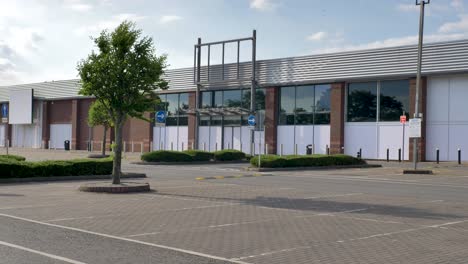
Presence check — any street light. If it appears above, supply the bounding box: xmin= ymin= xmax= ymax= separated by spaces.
xmin=413 ymin=0 xmax=430 ymax=170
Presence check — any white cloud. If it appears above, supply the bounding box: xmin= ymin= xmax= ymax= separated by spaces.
xmin=311 ymin=32 xmax=468 ymax=54
xmin=307 ymin=31 xmax=327 ymax=41
xmin=439 ymin=14 xmax=468 ymax=32
xmin=63 ymin=0 xmax=93 ymax=12
xmin=74 ymin=13 xmax=147 ymax=36
xmin=250 ymin=0 xmax=277 ymax=11
xmin=397 ymin=4 xmax=419 ymax=12
xmin=451 ymin=0 xmax=464 ymax=9
xmin=159 ymin=15 xmax=183 ymax=24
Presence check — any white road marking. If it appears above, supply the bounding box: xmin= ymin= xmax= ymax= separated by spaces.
xmin=0 ymin=240 xmax=87 ymax=264
xmin=0 ymin=204 xmax=56 ymax=210
xmin=233 ymin=246 xmax=313 ymax=260
xmin=303 ymin=193 xmax=363 ymax=199
xmin=0 ymin=213 xmax=252 ymax=264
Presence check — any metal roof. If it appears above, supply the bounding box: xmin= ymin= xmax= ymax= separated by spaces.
xmin=1 ymin=39 xmax=468 ymax=101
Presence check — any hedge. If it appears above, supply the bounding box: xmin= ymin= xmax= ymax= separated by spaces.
xmin=0 ymin=158 xmax=113 ymax=178
xmin=0 ymin=155 xmax=26 ymax=162
xmin=141 ymin=151 xmax=193 ymax=162
xmin=140 ymin=149 xmax=247 ymax=162
xmin=214 ymin=149 xmax=246 ymax=161
xmin=250 ymin=154 xmax=365 ymax=168
xmin=183 ymin=150 xmax=214 ymax=161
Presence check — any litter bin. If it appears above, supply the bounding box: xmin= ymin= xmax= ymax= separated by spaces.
xmin=64 ymin=140 xmax=70 ymax=151
xmin=306 ymin=144 xmax=313 ymax=155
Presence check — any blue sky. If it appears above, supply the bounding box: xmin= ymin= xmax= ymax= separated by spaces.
xmin=0 ymin=0 xmax=467 ymax=85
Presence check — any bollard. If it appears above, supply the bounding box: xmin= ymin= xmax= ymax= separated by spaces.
xmin=386 ymin=148 xmax=389 ymax=162
xmin=182 ymin=142 xmax=184 ymax=151
xmin=436 ymin=148 xmax=439 ymax=164
xmin=359 ymin=148 xmax=362 ymax=159
xmin=280 ymin=144 xmax=283 ymax=156
xmin=458 ymin=148 xmax=461 ymax=165
xmin=150 ymin=141 xmax=153 ymax=152
xmin=141 ymin=142 xmax=143 ymax=154
xmin=326 ymin=145 xmax=330 ymax=155
xmin=228 ymin=142 xmax=230 ymax=149
xmin=171 ymin=142 xmax=174 ymax=151
xmin=295 ymin=144 xmax=298 ymax=155
xmin=203 ymin=142 xmax=206 ymax=151
xmin=398 ymin=148 xmax=402 ymax=162
xmin=215 ymin=143 xmax=218 ymax=152
xmin=341 ymin=146 xmax=344 ymax=154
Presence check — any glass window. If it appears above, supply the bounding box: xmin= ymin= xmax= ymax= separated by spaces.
xmin=178 ymin=93 xmax=189 ymax=114
xmin=280 ymin=86 xmax=295 ymax=114
xmin=223 ymin=90 xmax=242 ymax=107
xmin=347 ymin=82 xmax=377 ymax=122
xmin=224 ymin=116 xmax=241 ymax=126
xmin=166 ymin=117 xmax=178 ymax=126
xmin=243 ymin=88 xmax=266 ymax=110
xmin=166 ymin=94 xmax=179 ymax=116
xmin=211 ymin=116 xmax=222 ymax=126
xmin=200 ymin=116 xmax=211 ymax=126
xmin=380 ymin=80 xmax=409 ymax=121
xmin=178 ymin=116 xmax=188 ymax=126
xmin=156 ymin=94 xmax=166 ymax=111
xmin=214 ymin=91 xmax=223 ymax=108
xmin=201 ymin=92 xmax=212 ymax=108
xmin=315 ymin=84 xmax=331 ymax=112
xmin=295 ymin=113 xmax=313 ymax=125
xmin=295 ymin=85 xmax=314 ymax=113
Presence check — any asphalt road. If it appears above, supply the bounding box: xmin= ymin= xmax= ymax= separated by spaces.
xmin=1 ymin=160 xmax=468 ymax=263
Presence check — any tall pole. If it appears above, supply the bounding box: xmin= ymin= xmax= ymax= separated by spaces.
xmin=195 ymin=38 xmax=202 ymax=150
xmin=413 ymin=0 xmax=429 ymax=170
xmin=250 ymin=30 xmax=257 ymax=153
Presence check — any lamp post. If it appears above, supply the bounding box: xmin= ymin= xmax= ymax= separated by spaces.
xmin=413 ymin=0 xmax=430 ymax=170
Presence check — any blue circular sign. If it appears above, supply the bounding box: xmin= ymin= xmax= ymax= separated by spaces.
xmin=1 ymin=104 xmax=7 ymax=117
xmin=247 ymin=115 xmax=256 ymax=126
xmin=156 ymin=111 xmax=166 ymax=123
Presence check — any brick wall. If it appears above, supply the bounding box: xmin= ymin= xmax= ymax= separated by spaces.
xmin=264 ymin=87 xmax=278 ymax=154
xmin=330 ymin=82 xmax=346 ymax=154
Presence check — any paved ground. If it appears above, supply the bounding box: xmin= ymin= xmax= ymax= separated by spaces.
xmin=1 ymin=149 xmax=468 ymax=263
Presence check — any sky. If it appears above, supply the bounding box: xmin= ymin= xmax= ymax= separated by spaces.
xmin=0 ymin=0 xmax=467 ymax=85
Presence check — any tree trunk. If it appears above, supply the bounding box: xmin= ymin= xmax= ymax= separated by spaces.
xmin=102 ymin=126 xmax=107 ymax=156
xmin=112 ymin=116 xmax=123 ymax=184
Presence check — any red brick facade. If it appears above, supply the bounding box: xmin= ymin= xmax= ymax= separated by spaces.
xmin=264 ymin=87 xmax=278 ymax=154
xmin=330 ymin=82 xmax=346 ymax=154
xmin=409 ymin=77 xmax=427 ymax=162
xmin=187 ymin=92 xmax=196 ymax=150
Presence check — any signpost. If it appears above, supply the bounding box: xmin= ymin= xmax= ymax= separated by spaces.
xmin=247 ymin=115 xmax=256 ymax=127
xmin=408 ymin=118 xmax=422 ymax=138
xmin=155 ymin=111 xmax=166 ymax=127
xmin=400 ymin=114 xmax=407 ymax=161
xmin=1 ymin=104 xmax=7 ymax=123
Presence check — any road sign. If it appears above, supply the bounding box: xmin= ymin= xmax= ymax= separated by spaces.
xmin=408 ymin=118 xmax=422 ymax=138
xmin=156 ymin=111 xmax=166 ymax=124
xmin=1 ymin=104 xmax=7 ymax=117
xmin=400 ymin=115 xmax=407 ymax=124
xmin=247 ymin=115 xmax=256 ymax=126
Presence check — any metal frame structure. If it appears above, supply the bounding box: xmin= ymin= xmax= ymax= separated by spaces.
xmin=193 ymin=30 xmax=257 ymax=150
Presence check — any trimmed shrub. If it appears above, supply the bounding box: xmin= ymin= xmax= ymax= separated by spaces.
xmin=0 ymin=155 xmax=26 ymax=162
xmin=250 ymin=154 xmax=365 ymax=168
xmin=213 ymin=149 xmax=246 ymax=161
xmin=0 ymin=158 xmax=113 ymax=178
xmin=141 ymin=150 xmax=193 ymax=162
xmin=183 ymin=150 xmax=214 ymax=161
xmin=250 ymin=155 xmax=287 ymax=168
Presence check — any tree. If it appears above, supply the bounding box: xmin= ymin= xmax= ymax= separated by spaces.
xmin=78 ymin=21 xmax=168 ymax=184
xmin=88 ymin=100 xmax=113 ymax=156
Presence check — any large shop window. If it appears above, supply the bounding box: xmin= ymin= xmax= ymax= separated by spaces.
xmin=279 ymin=84 xmax=331 ymax=125
xmin=156 ymin=93 xmax=189 ymax=126
xmin=199 ymin=88 xmax=265 ymax=126
xmin=347 ymin=80 xmax=409 ymax=122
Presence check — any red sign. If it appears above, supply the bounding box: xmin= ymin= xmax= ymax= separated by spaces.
xmin=400 ymin=115 xmax=407 ymax=124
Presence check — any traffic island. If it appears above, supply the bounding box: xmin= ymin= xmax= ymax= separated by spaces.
xmin=402 ymin=169 xmax=433 ymax=175
xmin=79 ymin=182 xmax=151 ymax=193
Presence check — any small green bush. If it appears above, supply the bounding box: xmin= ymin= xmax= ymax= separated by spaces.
xmin=141 ymin=150 xmax=193 ymax=162
xmin=214 ymin=149 xmax=246 ymax=161
xmin=250 ymin=155 xmax=287 ymax=168
xmin=0 ymin=158 xmax=113 ymax=178
xmin=183 ymin=150 xmax=214 ymax=161
xmin=0 ymin=155 xmax=26 ymax=162
xmin=250 ymin=154 xmax=365 ymax=168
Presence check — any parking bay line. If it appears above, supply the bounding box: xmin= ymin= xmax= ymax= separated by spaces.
xmin=0 ymin=240 xmax=87 ymax=264
xmin=0 ymin=213 xmax=252 ymax=264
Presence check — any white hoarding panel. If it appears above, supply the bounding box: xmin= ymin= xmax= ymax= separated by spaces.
xmin=9 ymin=89 xmax=33 ymax=124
